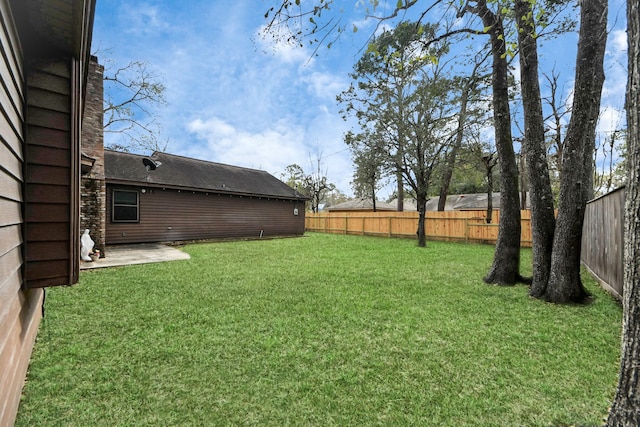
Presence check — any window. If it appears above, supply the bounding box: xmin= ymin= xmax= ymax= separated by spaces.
xmin=112 ymin=189 xmax=139 ymax=222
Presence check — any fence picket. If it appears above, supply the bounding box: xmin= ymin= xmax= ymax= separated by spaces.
xmin=305 ymin=210 xmax=533 ymax=247
xmin=581 ymin=187 xmax=625 ymax=300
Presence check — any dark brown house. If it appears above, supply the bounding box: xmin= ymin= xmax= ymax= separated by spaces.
xmin=0 ymin=0 xmax=95 ymax=424
xmin=104 ymin=151 xmax=307 ymax=244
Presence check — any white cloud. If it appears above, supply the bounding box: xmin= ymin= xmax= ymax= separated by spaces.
xmin=594 ymin=106 xmax=624 ymax=170
xmin=598 ymin=105 xmax=625 ymax=136
xmin=351 ymin=17 xmax=375 ymax=33
xmin=302 ymin=71 xmax=348 ymax=101
xmin=118 ymin=3 xmax=172 ymax=36
xmin=601 ymin=29 xmax=628 ymax=109
xmin=184 ymin=106 xmax=355 ymax=195
xmin=608 ymin=29 xmax=627 ymax=59
xmin=303 ymin=107 xmax=355 ymax=194
xmin=185 ymin=116 xmax=308 ymax=175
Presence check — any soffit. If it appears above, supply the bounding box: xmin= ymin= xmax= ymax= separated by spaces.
xmin=12 ymin=0 xmax=95 ymax=57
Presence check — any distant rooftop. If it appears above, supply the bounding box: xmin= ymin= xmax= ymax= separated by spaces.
xmin=326 ymin=198 xmax=397 ymax=211
xmin=105 ymin=150 xmax=306 ymax=200
xmin=425 ymin=192 xmax=530 ymax=210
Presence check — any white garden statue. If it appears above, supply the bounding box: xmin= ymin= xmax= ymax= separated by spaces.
xmin=80 ymin=229 xmax=94 ymax=261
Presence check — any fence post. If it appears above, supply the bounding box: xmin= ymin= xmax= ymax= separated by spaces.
xmin=344 ymin=216 xmax=348 ymax=235
xmin=389 ymin=217 xmax=393 ymax=237
xmin=465 ymin=218 xmax=469 ymax=243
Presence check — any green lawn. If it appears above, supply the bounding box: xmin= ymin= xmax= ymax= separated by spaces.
xmin=17 ymin=233 xmax=622 ymax=426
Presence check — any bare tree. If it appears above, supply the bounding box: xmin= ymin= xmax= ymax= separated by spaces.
xmin=542 ymin=69 xmax=571 ymax=180
xmin=282 ymin=154 xmax=335 ymax=213
xmin=593 ymin=126 xmax=626 ymax=195
xmin=101 ymin=55 xmax=168 ymax=153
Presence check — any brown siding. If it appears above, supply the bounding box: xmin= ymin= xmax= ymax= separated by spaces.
xmin=0 ymin=1 xmax=42 ymax=426
xmin=0 ymin=287 xmax=43 ymax=427
xmin=106 ymin=185 xmax=306 ymax=244
xmin=1 ymin=0 xmax=95 ymax=424
xmin=24 ymin=58 xmax=80 ymax=288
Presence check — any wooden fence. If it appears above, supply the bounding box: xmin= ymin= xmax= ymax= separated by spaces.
xmin=307 ymin=190 xmax=626 ymax=300
xmin=581 ymin=186 xmax=625 ymax=300
xmin=306 ymin=210 xmax=533 ymax=247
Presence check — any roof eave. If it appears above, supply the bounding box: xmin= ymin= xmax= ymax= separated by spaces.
xmin=12 ymin=0 xmax=96 ymax=59
xmin=105 ymin=178 xmax=308 ymax=201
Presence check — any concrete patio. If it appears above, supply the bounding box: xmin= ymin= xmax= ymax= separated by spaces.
xmin=80 ymin=243 xmax=190 ymax=270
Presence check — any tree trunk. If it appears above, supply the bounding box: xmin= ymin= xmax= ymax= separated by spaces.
xmin=545 ymin=0 xmax=607 ymax=303
xmin=514 ymin=0 xmax=556 ymax=296
xmin=417 ymin=196 xmax=427 ymax=247
xmin=478 ymin=1 xmax=523 ymax=285
xmin=605 ymin=0 xmax=640 ymax=423
xmin=439 ymin=65 xmax=483 ymax=212
xmin=486 ymin=164 xmax=493 ymax=224
xmin=438 ymin=156 xmax=455 ymax=211
xmin=519 ymin=153 xmax=528 ymax=210
xmin=438 ymin=78 xmax=471 ymax=211
xmin=396 ymin=88 xmax=406 ymax=213
xmin=397 ymin=171 xmax=404 ymax=211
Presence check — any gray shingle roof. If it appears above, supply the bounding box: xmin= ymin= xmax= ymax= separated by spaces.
xmin=326 ymin=198 xmax=397 ymax=211
xmin=105 ymin=151 xmax=306 ymax=200
xmin=424 ymin=192 xmax=530 ymax=210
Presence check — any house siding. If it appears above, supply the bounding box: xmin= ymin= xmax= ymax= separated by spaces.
xmin=106 ymin=185 xmax=306 ymax=244
xmin=1 ymin=0 xmax=95 ymax=423
xmin=24 ymin=58 xmax=81 ymax=288
xmin=0 ymin=1 xmax=44 ymax=425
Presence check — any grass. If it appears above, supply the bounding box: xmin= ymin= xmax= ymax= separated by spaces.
xmin=16 ymin=233 xmax=622 ymax=426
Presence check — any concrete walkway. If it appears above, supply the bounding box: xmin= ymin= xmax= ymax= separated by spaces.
xmin=80 ymin=243 xmax=190 ymax=270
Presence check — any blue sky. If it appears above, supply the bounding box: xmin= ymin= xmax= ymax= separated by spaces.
xmin=93 ymin=0 xmax=628 ymax=198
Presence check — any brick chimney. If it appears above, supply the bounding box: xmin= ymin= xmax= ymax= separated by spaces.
xmin=80 ymin=56 xmax=106 ymax=256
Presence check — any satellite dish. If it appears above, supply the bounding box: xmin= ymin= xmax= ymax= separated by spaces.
xmin=143 ymin=158 xmax=157 ymax=171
